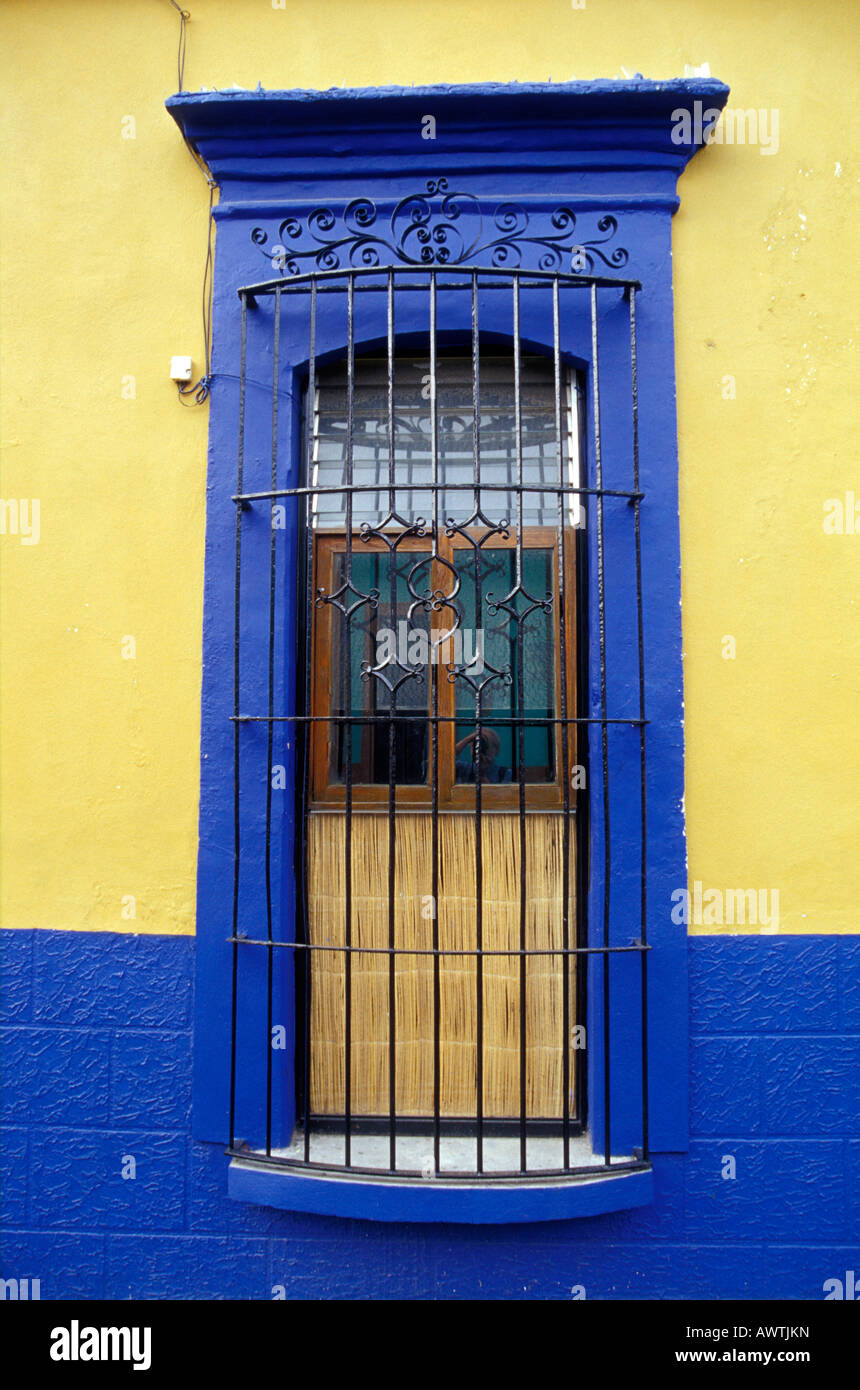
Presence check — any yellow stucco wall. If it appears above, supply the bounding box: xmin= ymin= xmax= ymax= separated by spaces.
xmin=2 ymin=0 xmax=858 ymax=935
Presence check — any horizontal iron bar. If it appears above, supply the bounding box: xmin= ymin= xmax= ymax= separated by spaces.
xmin=238 ymin=265 xmax=642 ymax=296
xmin=232 ymin=713 xmax=648 ymax=725
xmin=246 ymin=280 xmax=634 ymax=301
xmin=233 ymin=483 xmax=643 ymax=502
xmin=306 ymin=1114 xmax=584 ymax=1138
xmin=228 ymin=1148 xmax=650 ymax=1182
xmin=228 ymin=938 xmax=651 ymax=957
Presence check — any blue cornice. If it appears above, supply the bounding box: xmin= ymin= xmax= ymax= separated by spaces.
xmin=166 ymin=79 xmax=730 ymax=189
xmin=167 ymin=77 xmax=730 ymax=121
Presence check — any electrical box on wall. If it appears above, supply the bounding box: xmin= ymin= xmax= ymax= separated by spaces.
xmin=170 ymin=355 xmax=193 ymax=382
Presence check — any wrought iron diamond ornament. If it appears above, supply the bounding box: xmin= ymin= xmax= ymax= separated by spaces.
xmin=250 ymin=178 xmax=628 ymax=275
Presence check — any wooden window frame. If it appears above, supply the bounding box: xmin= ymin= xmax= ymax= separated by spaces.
xmin=310 ymin=525 xmax=578 ymax=811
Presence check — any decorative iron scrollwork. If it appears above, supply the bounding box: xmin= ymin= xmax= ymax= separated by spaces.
xmin=250 ymin=178 xmax=628 ymax=275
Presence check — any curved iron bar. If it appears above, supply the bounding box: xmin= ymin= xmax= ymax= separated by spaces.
xmin=358 ymin=515 xmax=429 ymax=548
xmin=444 ymin=509 xmax=511 ymax=547
xmin=315 ymin=582 xmax=380 ymax=621
xmin=446 ymin=658 xmax=513 ymax=697
xmin=359 ymin=657 xmax=425 ymax=695
xmin=404 ymin=551 xmax=462 ymax=619
xmin=485 ymin=583 xmax=554 ymax=623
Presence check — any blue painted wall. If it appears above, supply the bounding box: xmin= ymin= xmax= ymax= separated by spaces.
xmin=3 ymin=929 xmax=857 ymax=1300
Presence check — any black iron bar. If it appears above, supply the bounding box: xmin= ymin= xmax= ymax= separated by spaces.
xmin=264 ymin=286 xmax=281 ymax=1157
xmin=241 ymin=279 xmax=637 ymax=299
xmin=590 ymin=283 xmax=612 ymax=1169
xmin=629 ymin=285 xmax=649 ymax=1161
xmin=235 ymin=713 xmax=647 ymax=726
xmin=430 ymin=270 xmax=442 ymax=1176
xmin=231 ymin=939 xmax=649 ymax=957
xmin=572 ymin=373 xmax=591 ymax=1140
xmin=513 ymin=277 xmax=528 ymax=1175
xmin=228 ymin=1148 xmax=649 ymax=1182
xmin=472 ymin=270 xmax=484 ymax=1175
xmin=301 ymin=280 xmax=317 ymax=1163
xmin=552 ymin=279 xmax=572 ymax=1170
xmin=386 ymin=270 xmax=398 ymax=1172
xmin=239 ymin=266 xmax=642 ymax=295
xmin=343 ymin=273 xmax=355 ymax=1166
xmin=234 ymin=482 xmax=643 ymax=503
xmin=228 ymin=294 xmax=247 ymax=1154
xmin=306 ymin=1114 xmax=585 ymax=1138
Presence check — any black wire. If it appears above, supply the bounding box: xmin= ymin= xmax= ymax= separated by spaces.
xmin=177 ymin=181 xmax=216 ymax=407
xmin=167 ymin=0 xmax=190 ymax=91
xmin=165 ymin=5 xmax=211 ymax=187
xmin=163 ymin=3 xmax=216 ymax=408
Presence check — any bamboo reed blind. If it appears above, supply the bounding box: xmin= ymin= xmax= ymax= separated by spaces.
xmin=307 ymin=810 xmax=577 ymax=1118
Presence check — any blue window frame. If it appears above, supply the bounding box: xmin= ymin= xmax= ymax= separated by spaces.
xmin=168 ymin=79 xmax=728 ymax=1223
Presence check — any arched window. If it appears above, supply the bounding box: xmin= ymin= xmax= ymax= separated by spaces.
xmin=302 ymin=337 xmax=583 ymax=1161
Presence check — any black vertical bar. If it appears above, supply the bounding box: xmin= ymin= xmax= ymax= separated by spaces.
xmin=430 ymin=270 xmax=441 ymax=1175
xmin=302 ymin=281 xmax=317 ymax=1164
xmin=591 ymin=281 xmax=612 ymax=1168
xmin=513 ymin=277 xmax=528 ymax=1174
xmin=573 ymin=373 xmax=591 ymax=1134
xmin=386 ymin=270 xmax=397 ymax=1172
xmin=264 ymin=286 xmax=281 ymax=1156
xmin=229 ymin=294 xmax=247 ymax=1152
xmin=629 ymin=286 xmax=648 ymax=1160
xmin=343 ymin=273 xmax=355 ymax=1167
xmin=552 ymin=280 xmax=572 ymax=1169
xmin=471 ymin=271 xmax=484 ymax=1175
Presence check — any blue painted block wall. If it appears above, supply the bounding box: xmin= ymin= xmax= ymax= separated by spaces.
xmin=1 ymin=929 xmax=859 ymax=1300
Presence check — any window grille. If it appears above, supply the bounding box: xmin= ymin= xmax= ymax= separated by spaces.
xmin=229 ymin=265 xmax=648 ymax=1181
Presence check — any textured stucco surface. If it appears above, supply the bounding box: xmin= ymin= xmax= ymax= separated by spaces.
xmin=1 ymin=0 xmax=859 ymax=934
xmin=2 ymin=930 xmax=858 ymax=1299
